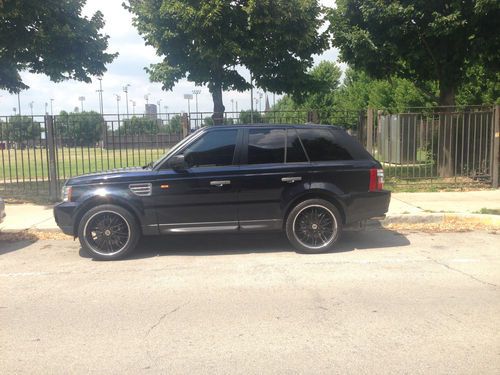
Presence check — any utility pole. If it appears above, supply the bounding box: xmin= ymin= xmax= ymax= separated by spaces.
xmin=50 ymin=98 xmax=54 ymax=116
xmin=123 ymin=84 xmax=130 ymax=118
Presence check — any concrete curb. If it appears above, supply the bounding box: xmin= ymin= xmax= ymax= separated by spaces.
xmin=380 ymin=213 xmax=500 ymax=226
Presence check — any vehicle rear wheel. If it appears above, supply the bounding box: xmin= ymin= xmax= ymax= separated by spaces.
xmin=285 ymin=199 xmax=342 ymax=254
xmin=78 ymin=204 xmax=140 ymax=260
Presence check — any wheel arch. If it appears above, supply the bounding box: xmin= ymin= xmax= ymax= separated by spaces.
xmin=283 ymin=190 xmax=347 ymax=226
xmin=72 ymin=195 xmax=142 ymax=237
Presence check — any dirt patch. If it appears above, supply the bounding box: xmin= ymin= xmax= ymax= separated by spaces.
xmin=0 ymin=230 xmax=72 ymax=242
xmin=385 ymin=218 xmax=500 ymax=234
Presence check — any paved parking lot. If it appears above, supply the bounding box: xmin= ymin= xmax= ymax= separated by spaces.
xmin=1 ymin=230 xmax=499 ymax=374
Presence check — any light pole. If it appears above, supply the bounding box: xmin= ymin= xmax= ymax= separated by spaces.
xmin=231 ymin=99 xmax=234 ymax=113
xmin=123 ymin=84 xmax=130 ymax=118
xmin=144 ymin=93 xmax=150 ymax=106
xmin=192 ymin=89 xmax=201 ymax=129
xmin=157 ymin=99 xmax=162 ymax=115
xmin=78 ymin=96 xmax=85 ymax=112
xmin=97 ymin=77 xmax=104 ymax=116
xmin=50 ymin=98 xmax=54 ymax=116
xmin=258 ymin=92 xmax=263 ymax=112
xmin=184 ymin=94 xmax=193 ymax=130
xmin=13 ymin=107 xmax=16 ymax=115
xmin=115 ymin=94 xmax=121 ymax=128
xmin=29 ymin=101 xmax=34 ymax=116
xmin=130 ymin=100 xmax=136 ymax=115
xmin=45 ymin=102 xmax=48 ymax=115
xmin=17 ymin=92 xmax=21 ymax=116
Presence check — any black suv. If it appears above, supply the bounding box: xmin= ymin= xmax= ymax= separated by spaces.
xmin=54 ymin=125 xmax=390 ymax=260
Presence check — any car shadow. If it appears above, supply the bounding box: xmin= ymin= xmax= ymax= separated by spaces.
xmin=79 ymin=227 xmax=411 ymax=260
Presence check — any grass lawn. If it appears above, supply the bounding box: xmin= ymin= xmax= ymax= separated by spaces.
xmin=0 ymin=147 xmax=169 ymax=182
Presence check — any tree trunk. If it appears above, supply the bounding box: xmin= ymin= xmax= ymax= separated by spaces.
xmin=211 ymin=83 xmax=225 ymax=125
xmin=437 ymin=81 xmax=456 ymax=178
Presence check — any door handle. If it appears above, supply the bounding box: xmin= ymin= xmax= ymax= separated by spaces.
xmin=210 ymin=180 xmax=231 ymax=187
xmin=281 ymin=176 xmax=302 ymax=183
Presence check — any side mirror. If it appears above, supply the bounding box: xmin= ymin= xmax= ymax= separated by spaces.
xmin=170 ymin=155 xmax=188 ymax=171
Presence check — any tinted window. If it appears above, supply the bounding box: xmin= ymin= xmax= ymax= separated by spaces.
xmin=286 ymin=129 xmax=308 ymax=163
xmin=297 ymin=128 xmax=353 ymax=161
xmin=248 ymin=129 xmax=285 ymax=164
xmin=182 ymin=130 xmax=237 ymax=167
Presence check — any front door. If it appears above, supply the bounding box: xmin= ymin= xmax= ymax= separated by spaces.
xmin=153 ymin=128 xmax=241 ymax=233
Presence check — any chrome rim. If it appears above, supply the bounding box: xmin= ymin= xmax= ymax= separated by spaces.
xmin=292 ymin=205 xmax=337 ymax=250
xmin=83 ymin=211 xmax=131 ymax=256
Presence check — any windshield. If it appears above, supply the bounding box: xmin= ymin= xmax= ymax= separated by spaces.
xmin=150 ymin=128 xmax=204 ymax=169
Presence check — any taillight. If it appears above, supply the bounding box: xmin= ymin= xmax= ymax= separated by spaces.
xmin=369 ymin=168 xmax=384 ymax=191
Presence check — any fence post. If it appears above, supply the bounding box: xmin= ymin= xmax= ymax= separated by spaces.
xmin=492 ymin=105 xmax=500 ymax=188
xmin=366 ymin=108 xmax=374 ymax=154
xmin=45 ymin=115 xmax=59 ymax=201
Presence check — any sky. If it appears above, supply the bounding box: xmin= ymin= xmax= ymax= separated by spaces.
xmin=0 ymin=0 xmax=339 ymax=117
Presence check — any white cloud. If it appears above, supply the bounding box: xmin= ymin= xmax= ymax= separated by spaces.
xmin=0 ymin=0 xmax=340 ymax=116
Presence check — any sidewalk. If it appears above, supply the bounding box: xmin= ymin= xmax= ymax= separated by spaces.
xmin=1 ymin=190 xmax=499 ymax=232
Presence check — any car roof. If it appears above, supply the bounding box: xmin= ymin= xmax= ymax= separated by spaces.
xmin=203 ymin=124 xmax=345 ymax=131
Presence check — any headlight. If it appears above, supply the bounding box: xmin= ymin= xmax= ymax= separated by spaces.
xmin=61 ymin=185 xmax=73 ymax=202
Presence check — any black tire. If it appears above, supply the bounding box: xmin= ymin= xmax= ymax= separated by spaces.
xmin=77 ymin=204 xmax=140 ymax=260
xmin=285 ymin=198 xmax=342 ymax=254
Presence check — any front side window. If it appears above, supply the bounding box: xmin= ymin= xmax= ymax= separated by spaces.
xmin=297 ymin=128 xmax=353 ymax=161
xmin=181 ymin=129 xmax=238 ymax=167
xmin=247 ymin=129 xmax=285 ymax=164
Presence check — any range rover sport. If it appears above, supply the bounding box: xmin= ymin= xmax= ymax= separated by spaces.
xmin=54 ymin=124 xmax=390 ymax=260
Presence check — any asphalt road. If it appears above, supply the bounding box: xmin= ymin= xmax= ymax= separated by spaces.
xmin=1 ymin=230 xmax=499 ymax=374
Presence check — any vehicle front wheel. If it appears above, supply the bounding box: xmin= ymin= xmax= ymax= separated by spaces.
xmin=78 ymin=204 xmax=140 ymax=260
xmin=285 ymin=199 xmax=342 ymax=254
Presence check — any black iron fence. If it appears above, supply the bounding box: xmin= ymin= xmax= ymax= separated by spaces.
xmin=371 ymin=105 xmax=499 ymax=188
xmin=0 ymin=106 xmax=497 ymax=202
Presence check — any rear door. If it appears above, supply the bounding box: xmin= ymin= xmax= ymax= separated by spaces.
xmin=236 ymin=127 xmax=310 ymax=230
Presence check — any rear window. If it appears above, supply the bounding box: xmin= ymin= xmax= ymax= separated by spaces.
xmin=297 ymin=128 xmax=353 ymax=161
xmin=286 ymin=129 xmax=308 ymax=163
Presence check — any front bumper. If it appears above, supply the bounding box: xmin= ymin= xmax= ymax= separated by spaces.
xmin=53 ymin=202 xmax=79 ymax=236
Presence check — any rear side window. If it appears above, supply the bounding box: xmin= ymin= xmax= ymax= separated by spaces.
xmin=286 ymin=129 xmax=308 ymax=163
xmin=297 ymin=128 xmax=353 ymax=161
xmin=248 ymin=129 xmax=285 ymax=164
xmin=182 ymin=129 xmax=238 ymax=167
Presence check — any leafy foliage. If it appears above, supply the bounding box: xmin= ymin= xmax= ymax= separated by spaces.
xmin=2 ymin=116 xmax=41 ymax=143
xmin=239 ymin=110 xmax=263 ymax=124
xmin=120 ymin=116 xmax=162 ymax=135
xmin=329 ymin=0 xmax=500 ymax=105
xmin=124 ymin=0 xmax=328 ymax=123
xmin=57 ymin=111 xmax=103 ymax=146
xmin=0 ymin=0 xmax=117 ymax=93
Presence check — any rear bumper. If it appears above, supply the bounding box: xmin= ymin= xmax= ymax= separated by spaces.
xmin=54 ymin=202 xmax=79 ymax=236
xmin=346 ymin=190 xmax=391 ymax=224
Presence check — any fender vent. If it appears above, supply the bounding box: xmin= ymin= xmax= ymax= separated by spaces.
xmin=129 ymin=183 xmax=152 ymax=197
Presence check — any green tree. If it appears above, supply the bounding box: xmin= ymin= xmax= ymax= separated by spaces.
xmin=0 ymin=0 xmax=117 ymax=93
xmin=57 ymin=111 xmax=103 ymax=146
xmin=120 ymin=116 xmax=161 ymax=135
xmin=329 ymin=0 xmax=500 ymax=106
xmin=3 ymin=116 xmax=41 ymax=143
xmin=125 ymin=0 xmax=328 ymax=124
xmin=239 ymin=110 xmax=263 ymax=124
xmin=167 ymin=115 xmax=182 ymax=133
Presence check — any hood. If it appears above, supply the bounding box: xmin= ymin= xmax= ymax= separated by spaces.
xmin=66 ymin=166 xmax=155 ymax=186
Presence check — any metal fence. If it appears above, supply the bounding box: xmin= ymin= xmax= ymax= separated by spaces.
xmin=0 ymin=106 xmax=497 ymax=202
xmin=371 ymin=105 xmax=499 ymax=188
